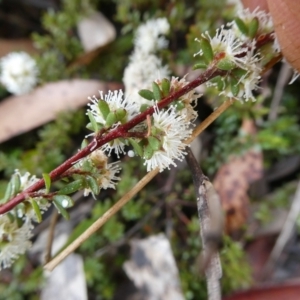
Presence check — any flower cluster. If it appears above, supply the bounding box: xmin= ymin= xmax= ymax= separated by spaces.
xmin=0 ymin=170 xmax=49 ymax=269
xmin=123 ymin=18 xmax=170 ymax=105
xmin=194 ymin=8 xmax=278 ymax=102
xmin=73 ymin=149 xmax=121 ymax=197
xmin=0 ymin=52 xmax=38 ymax=95
xmin=143 ymin=105 xmax=192 ymax=172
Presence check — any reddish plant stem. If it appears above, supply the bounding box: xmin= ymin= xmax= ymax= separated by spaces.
xmin=0 ymin=65 xmax=222 ymax=214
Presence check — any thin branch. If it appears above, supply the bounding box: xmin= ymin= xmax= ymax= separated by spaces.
xmin=261 ymin=181 xmax=300 ymax=280
xmin=0 ymin=66 xmax=221 ymax=215
xmin=185 ymin=147 xmax=222 ymax=300
xmin=44 ymin=209 xmax=59 ymax=263
xmin=44 ymin=168 xmax=160 ymax=271
xmin=44 ymin=99 xmax=233 ymax=271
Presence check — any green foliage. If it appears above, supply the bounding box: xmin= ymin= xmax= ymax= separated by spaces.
xmin=254 ymin=181 xmax=297 ymax=224
xmin=221 ymin=236 xmax=252 ymax=293
xmin=32 ymin=0 xmax=99 ymax=82
xmin=0 ymin=255 xmax=44 ymax=300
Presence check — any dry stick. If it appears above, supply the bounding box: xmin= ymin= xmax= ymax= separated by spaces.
xmin=261 ymin=181 xmax=300 ymax=280
xmin=185 ymin=148 xmax=222 ymax=300
xmin=44 ymin=209 xmax=59 ymax=263
xmin=44 ymin=99 xmax=234 ymax=271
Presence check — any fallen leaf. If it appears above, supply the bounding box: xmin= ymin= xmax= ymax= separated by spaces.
xmin=0 ymin=38 xmax=37 ymax=58
xmin=213 ymin=119 xmax=263 ymax=234
xmin=77 ymin=11 xmax=116 ymax=53
xmin=0 ymin=80 xmax=122 ymax=143
xmin=71 ymin=11 xmax=116 ymax=67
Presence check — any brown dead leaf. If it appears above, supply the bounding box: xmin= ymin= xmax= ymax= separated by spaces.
xmin=0 ymin=39 xmax=37 ymax=58
xmin=213 ymin=119 xmax=263 ymax=234
xmin=0 ymin=80 xmax=123 ymax=143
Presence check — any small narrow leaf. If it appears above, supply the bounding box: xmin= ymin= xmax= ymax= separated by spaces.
xmin=235 ymin=17 xmax=248 ymax=35
xmin=230 ymin=78 xmax=240 ymax=97
xmin=115 ymin=108 xmax=127 ymax=122
xmin=129 ymin=138 xmax=143 ymax=157
xmin=217 ymin=58 xmax=236 ymax=71
xmin=81 ymin=138 xmax=89 ymax=149
xmin=161 ymin=78 xmax=170 ymax=97
xmin=140 ymin=104 xmax=150 ymax=112
xmin=12 ymin=173 xmax=21 ymax=196
xmin=152 ymin=82 xmax=162 ymax=101
xmin=199 ymin=37 xmax=214 ymax=63
xmin=138 ymin=89 xmax=154 ymax=100
xmin=86 ymin=176 xmax=100 ymax=196
xmin=58 ymin=179 xmax=84 ymax=195
xmin=148 ymin=136 xmax=161 ymax=151
xmin=53 ymin=195 xmax=74 ymax=208
xmin=98 ymin=99 xmax=110 ymax=119
xmin=30 ymin=198 xmax=42 ymax=223
xmin=144 ymin=144 xmax=154 ymax=160
xmin=193 ymin=62 xmax=208 ymax=70
xmin=105 ymin=112 xmax=117 ymax=128
xmin=87 ymin=111 xmax=99 ymax=132
xmin=174 ymin=100 xmax=185 ymax=110
xmin=248 ymin=17 xmax=259 ymax=38
xmin=210 ymin=76 xmax=225 ymax=91
xmin=53 ymin=199 xmax=70 ymax=220
xmin=43 ymin=173 xmax=51 ymax=194
xmin=0 ymin=181 xmax=13 ymax=204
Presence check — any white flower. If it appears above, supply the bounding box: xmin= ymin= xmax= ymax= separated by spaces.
xmin=135 ymin=18 xmax=170 ymax=53
xmin=13 ymin=170 xmax=50 ymax=222
xmin=144 ymin=105 xmax=192 ymax=172
xmin=234 ymin=7 xmax=274 ymax=38
xmin=123 ymin=52 xmax=170 ymax=107
xmin=87 ymin=90 xmax=138 ymax=157
xmin=0 ymin=52 xmax=38 ymax=95
xmin=195 ymin=27 xmax=248 ymax=69
xmin=82 ymin=149 xmax=121 ymax=196
xmin=0 ymin=215 xmax=33 ymax=270
xmin=168 ymin=76 xmax=199 ymax=122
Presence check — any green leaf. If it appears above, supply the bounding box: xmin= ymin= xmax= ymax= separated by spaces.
xmin=174 ymin=100 xmax=185 ymax=110
xmin=193 ymin=62 xmax=208 ymax=70
xmin=248 ymin=17 xmax=259 ymax=38
xmin=217 ymin=58 xmax=236 ymax=71
xmin=81 ymin=138 xmax=89 ymax=149
xmin=53 ymin=194 xmax=74 ymax=208
xmin=148 ymin=136 xmax=161 ymax=151
xmin=161 ymin=78 xmax=170 ymax=97
xmin=105 ymin=112 xmax=117 ymax=128
xmin=87 ymin=111 xmax=99 ymax=132
xmin=230 ymin=78 xmax=240 ymax=97
xmin=86 ymin=175 xmax=100 ymax=196
xmin=115 ymin=108 xmax=127 ymax=122
xmin=58 ymin=179 xmax=84 ymax=195
xmin=129 ymin=138 xmax=143 ymax=157
xmin=235 ymin=17 xmax=248 ymax=35
xmin=12 ymin=173 xmax=21 ymax=195
xmin=53 ymin=198 xmax=70 ymax=220
xmin=138 ymin=89 xmax=154 ymax=101
xmin=210 ymin=76 xmax=225 ymax=91
xmin=0 ymin=181 xmax=13 ymax=204
xmin=232 ymin=68 xmax=247 ymax=78
xmin=140 ymin=104 xmax=150 ymax=112
xmin=152 ymin=81 xmax=162 ymax=101
xmin=30 ymin=198 xmax=42 ymax=223
xmin=43 ymin=173 xmax=51 ymax=194
xmin=144 ymin=144 xmax=154 ymax=160
xmin=98 ymin=99 xmax=110 ymax=119
xmin=199 ymin=37 xmax=214 ymax=63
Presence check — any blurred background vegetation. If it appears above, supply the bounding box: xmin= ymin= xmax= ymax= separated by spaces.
xmin=0 ymin=0 xmax=300 ymax=299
